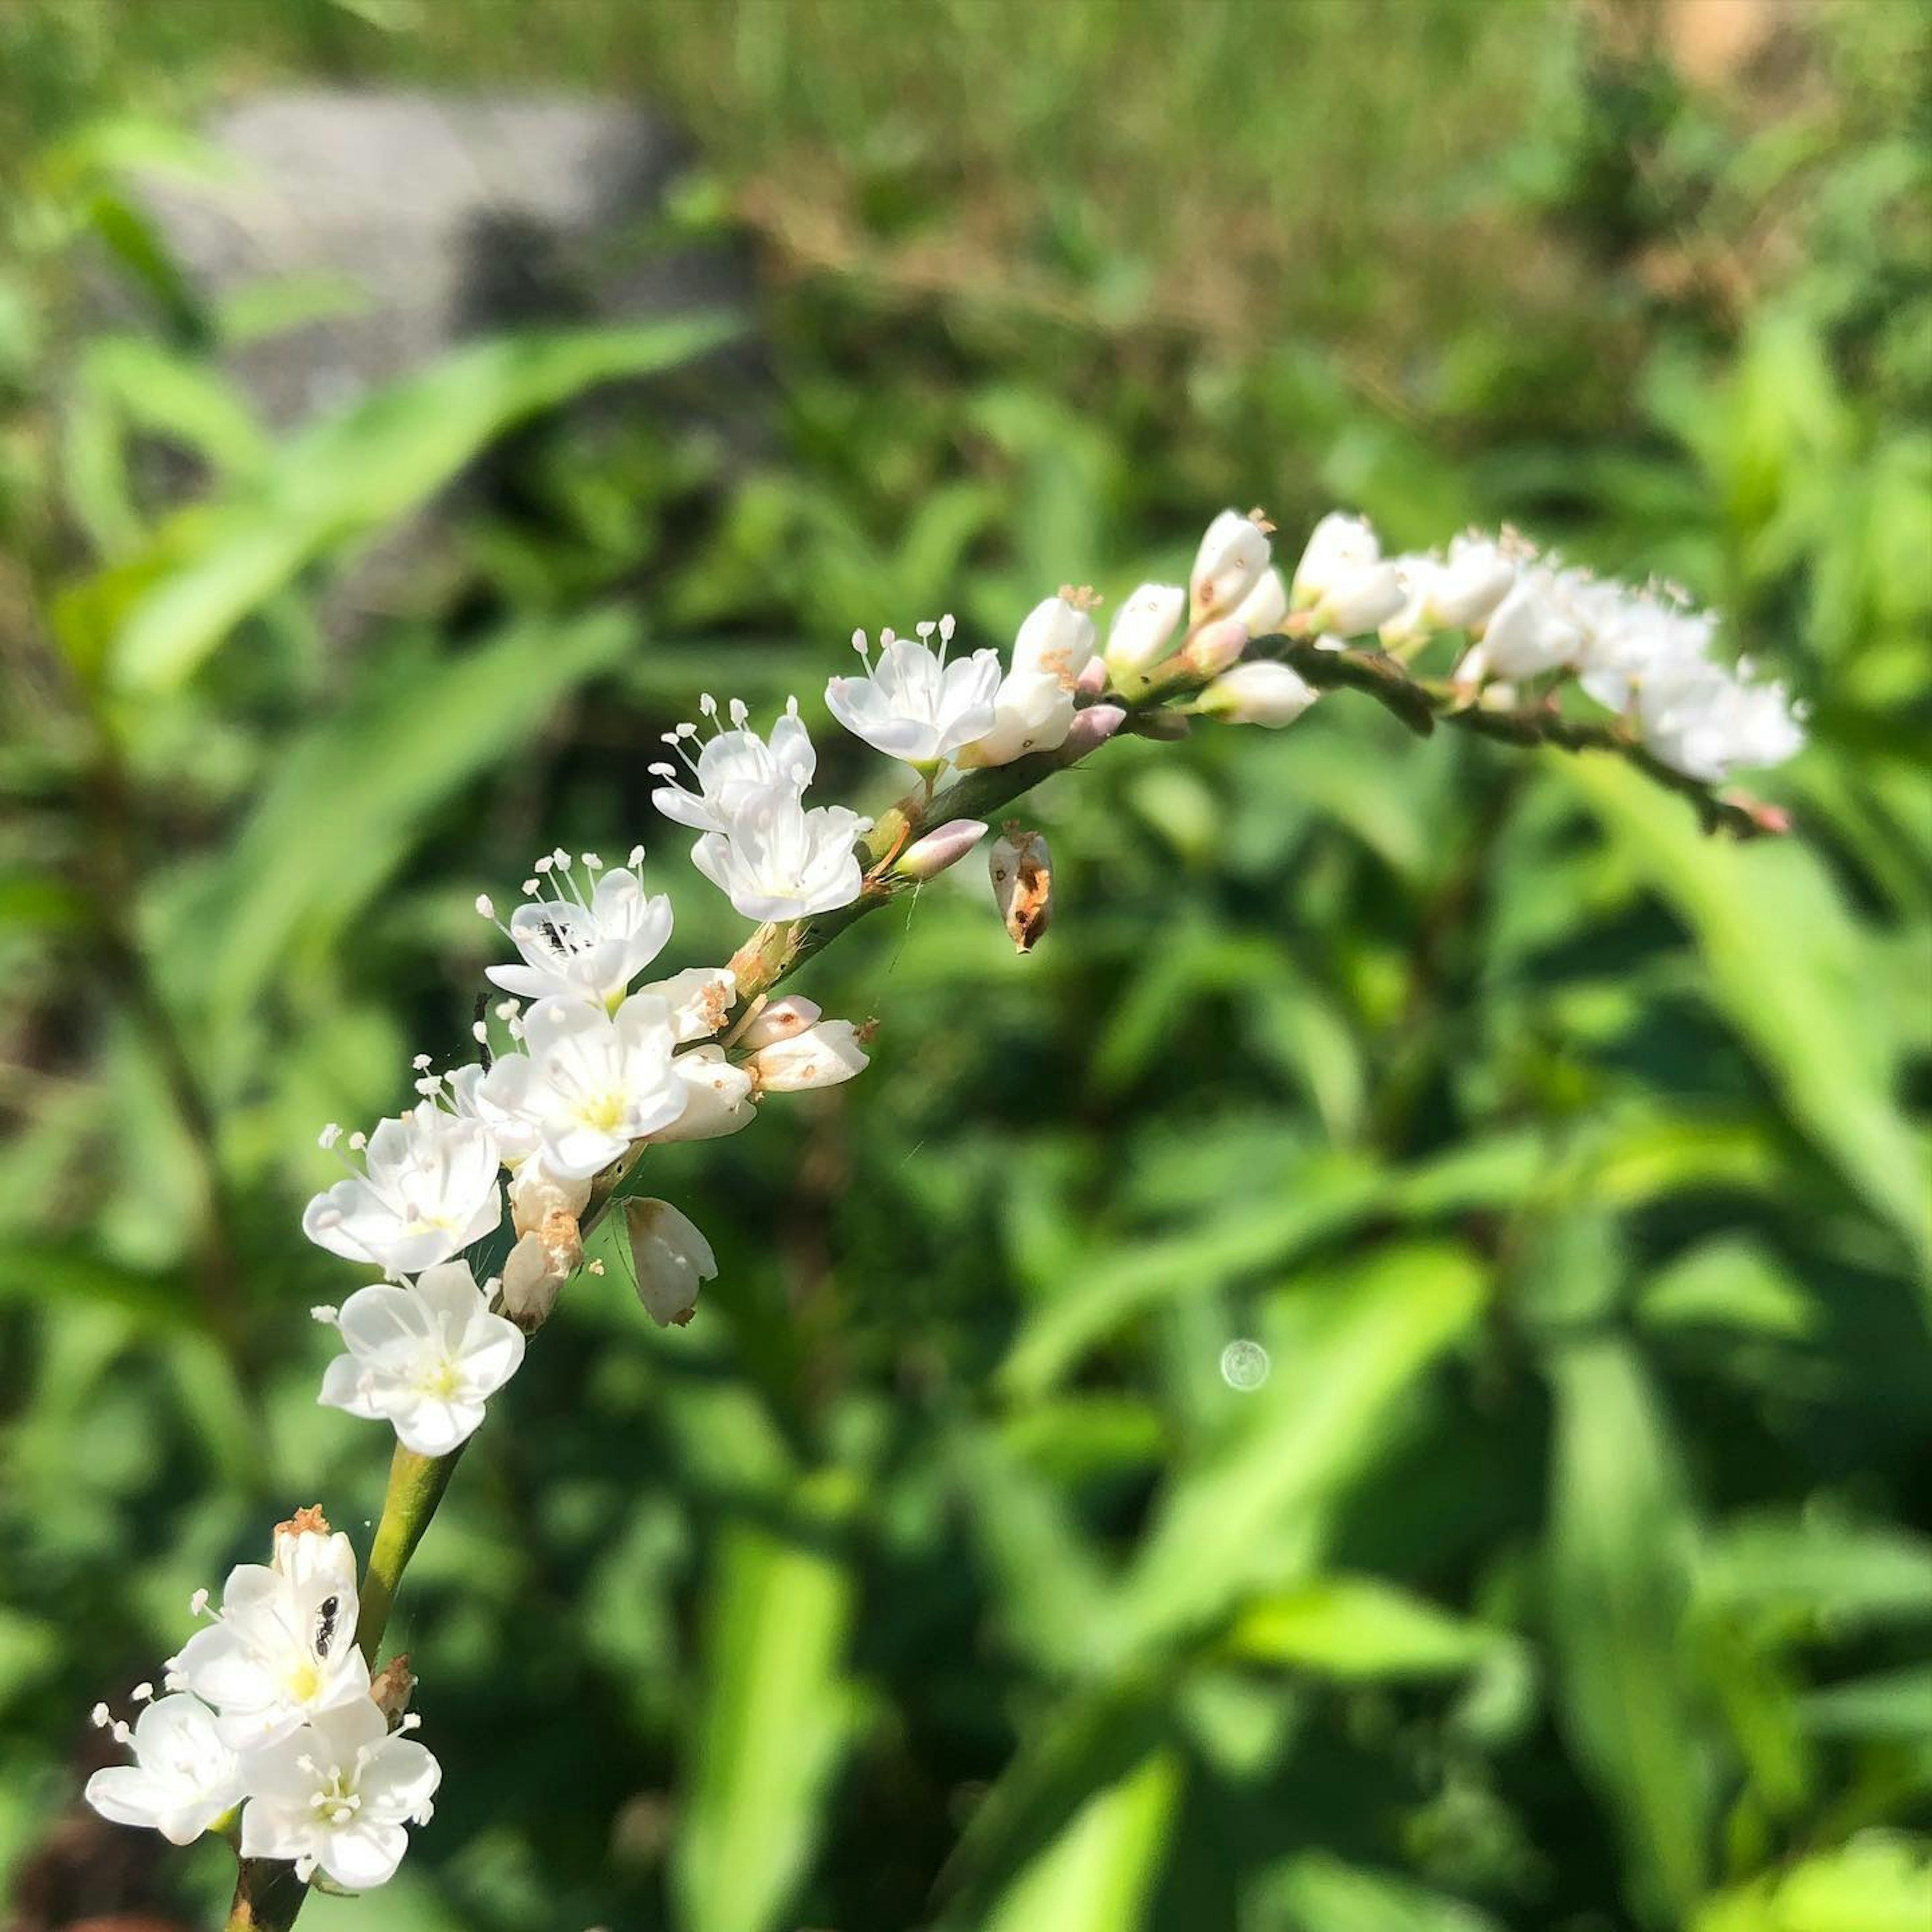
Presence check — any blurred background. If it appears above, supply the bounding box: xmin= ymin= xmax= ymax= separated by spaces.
xmin=2 ymin=2 xmax=1929 ymax=1928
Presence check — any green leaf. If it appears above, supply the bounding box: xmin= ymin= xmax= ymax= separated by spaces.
xmin=1255 ymin=1852 xmax=1507 ymax=1932
xmin=674 ymin=1476 xmax=862 ymax=1932
xmin=103 ymin=318 xmax=739 ymax=693
xmin=1565 ymin=757 xmax=1932 ymax=1284
xmin=1106 ymin=1244 xmax=1488 ymax=1660
xmin=174 ymin=609 xmax=637 ymax=1070
xmin=1546 ymin=1338 xmax=1712 ymax=1927
xmin=979 ymin=1747 xmax=1180 ymax=1932
xmin=1801 ymin=1667 xmax=1932 ymax=1741
xmin=1225 ymin=1575 xmax=1507 ymax=1681
xmin=1693 ymin=1834 xmax=1932 ymax=1932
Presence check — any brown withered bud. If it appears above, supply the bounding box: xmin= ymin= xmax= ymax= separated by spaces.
xmin=370 ymin=1654 xmax=417 ymax=1729
xmin=989 ymin=822 xmax=1053 ymax=954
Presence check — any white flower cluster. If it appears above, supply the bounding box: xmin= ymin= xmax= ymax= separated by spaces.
xmin=86 ymin=1513 xmax=438 ymax=1891
xmin=1364 ymin=516 xmax=1806 ymax=781
xmin=302 ymin=844 xmax=873 ymax=1455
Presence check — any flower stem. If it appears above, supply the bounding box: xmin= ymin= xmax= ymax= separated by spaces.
xmin=356 ymin=1442 xmax=468 ymax=1667
xmin=225 ymin=1854 xmax=309 ymax=1931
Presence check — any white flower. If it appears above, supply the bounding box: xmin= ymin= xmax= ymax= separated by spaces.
xmin=746 ymin=1019 xmax=870 ymax=1092
xmin=1634 ymin=661 xmax=1806 ymax=780
xmin=317 ymin=1259 xmax=526 ymax=1456
xmin=690 ymin=786 xmax=871 ymax=922
xmin=1477 ymin=567 xmax=1586 ymax=677
xmin=169 ymin=1521 xmax=370 ymax=1748
xmin=638 ymin=965 xmax=737 ymax=1042
xmin=301 ymin=1105 xmax=502 ymax=1281
xmin=442 ymin=1061 xmax=540 ymax=1167
xmin=85 ymin=1694 xmax=246 ymax=1845
xmin=1383 ymin=533 xmax=1519 ymax=644
xmin=649 ymin=695 xmax=817 ymax=836
xmin=238 ymin=1697 xmax=440 ymax=1891
xmin=623 ymin=1198 xmax=717 ymax=1327
xmin=956 ymin=593 xmax=1102 ymax=768
xmin=1195 ymin=661 xmax=1321 ymax=728
xmin=1103 ymin=582 xmax=1186 ymax=681
xmin=482 ymin=995 xmax=687 ymax=1181
xmin=1190 ymin=509 xmax=1273 ymax=623
xmin=482 ymin=857 xmax=672 ymax=1009
xmin=646 ymin=1045 xmax=758 ymax=1142
xmin=825 ymin=616 xmax=1003 ymax=768
xmin=1573 ymin=584 xmax=1715 ymax=710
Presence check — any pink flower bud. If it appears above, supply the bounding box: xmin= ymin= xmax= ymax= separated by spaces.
xmin=896 ymin=818 xmax=990 ymax=880
xmin=1061 ymin=702 xmax=1127 ymax=758
xmin=1179 ymin=617 xmax=1249 ymax=678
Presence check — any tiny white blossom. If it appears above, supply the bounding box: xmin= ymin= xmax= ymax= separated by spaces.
xmin=737 ymin=994 xmax=821 ymax=1051
xmin=168 ymin=1522 xmax=369 ymax=1748
xmin=623 ymin=1198 xmax=717 ymax=1327
xmin=746 ymin=1019 xmax=870 ymax=1092
xmin=85 ymin=1694 xmax=245 ymax=1845
xmin=1572 ymin=583 xmax=1715 ymax=710
xmin=1634 ymin=661 xmax=1806 ymax=780
xmin=300 ymin=1105 xmax=502 ymax=1280
xmin=1383 ymin=532 xmax=1520 ymax=645
xmin=895 ymin=817 xmax=990 ymax=880
xmin=1190 ymin=509 xmax=1273 ymax=623
xmin=1477 ymin=566 xmax=1586 ymax=677
xmin=825 ymin=617 xmax=1003 ymax=768
xmin=649 ymin=696 xmax=817 ymax=835
xmin=238 ymin=1697 xmax=440 ymax=1891
xmin=318 ymin=1260 xmax=526 ymax=1456
xmin=1231 ymin=567 xmax=1290 ymax=639
xmin=1010 ymin=593 xmax=1101 ymax=683
xmin=483 ymin=860 xmax=672 ymax=1009
xmin=690 ymin=786 xmax=871 ymax=922
xmin=481 ymin=995 xmax=687 ymax=1180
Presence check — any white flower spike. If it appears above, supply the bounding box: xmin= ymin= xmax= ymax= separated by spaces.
xmin=85 ymin=1693 xmax=246 ymax=1845
xmin=238 ymin=1696 xmax=440 ymax=1891
xmin=318 ymin=1259 xmax=526 ymax=1456
xmin=825 ymin=615 xmax=1003 ymax=769
xmin=300 ymin=1104 xmax=502 ymax=1282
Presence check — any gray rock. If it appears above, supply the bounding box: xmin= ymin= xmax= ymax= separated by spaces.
xmin=134 ymin=88 xmax=755 ymax=430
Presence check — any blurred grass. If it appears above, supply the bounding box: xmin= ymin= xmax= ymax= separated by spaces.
xmin=3 ymin=2 xmax=1931 ymax=1930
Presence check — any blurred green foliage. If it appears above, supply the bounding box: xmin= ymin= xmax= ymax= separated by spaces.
xmin=2 ymin=3 xmax=1929 ymax=1930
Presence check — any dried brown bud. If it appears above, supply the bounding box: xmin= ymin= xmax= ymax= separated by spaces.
xmin=989 ymin=822 xmax=1053 ymax=954
xmin=370 ymin=1653 xmax=417 ymax=1728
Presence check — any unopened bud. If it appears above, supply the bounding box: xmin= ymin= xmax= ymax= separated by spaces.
xmin=649 ymin=1045 xmax=757 ymax=1142
xmin=1059 ymin=703 xmax=1125 ymax=762
xmin=1290 ymin=511 xmax=1382 ymax=612
xmin=1179 ymin=616 xmax=1249 ymax=679
xmin=1308 ymin=561 xmax=1407 ymax=637
xmin=1190 ymin=508 xmax=1273 ymax=623
xmin=1232 ymin=567 xmax=1289 ymax=638
xmin=1103 ymin=583 xmax=1186 ymax=681
xmin=747 ymin=1020 xmax=869 ymax=1092
xmin=1073 ymin=656 xmax=1109 ymax=697
xmin=510 ymin=1160 xmax=592 ymax=1238
xmin=1011 ymin=595 xmax=1099 ymax=682
xmin=897 ymin=818 xmax=990 ymax=880
xmin=989 ymin=822 xmax=1052 ymax=953
xmin=738 ymin=995 xmax=821 ymax=1052
xmin=1196 ymin=661 xmax=1321 ymax=728
xmin=501 ymin=1229 xmax=570 ymax=1330
xmin=624 ymin=1198 xmax=716 ymax=1328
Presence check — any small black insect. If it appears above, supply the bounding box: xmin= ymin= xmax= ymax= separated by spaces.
xmin=538 ymin=917 xmax=571 ymax=957
xmin=314 ymin=1593 xmax=342 ymax=1659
